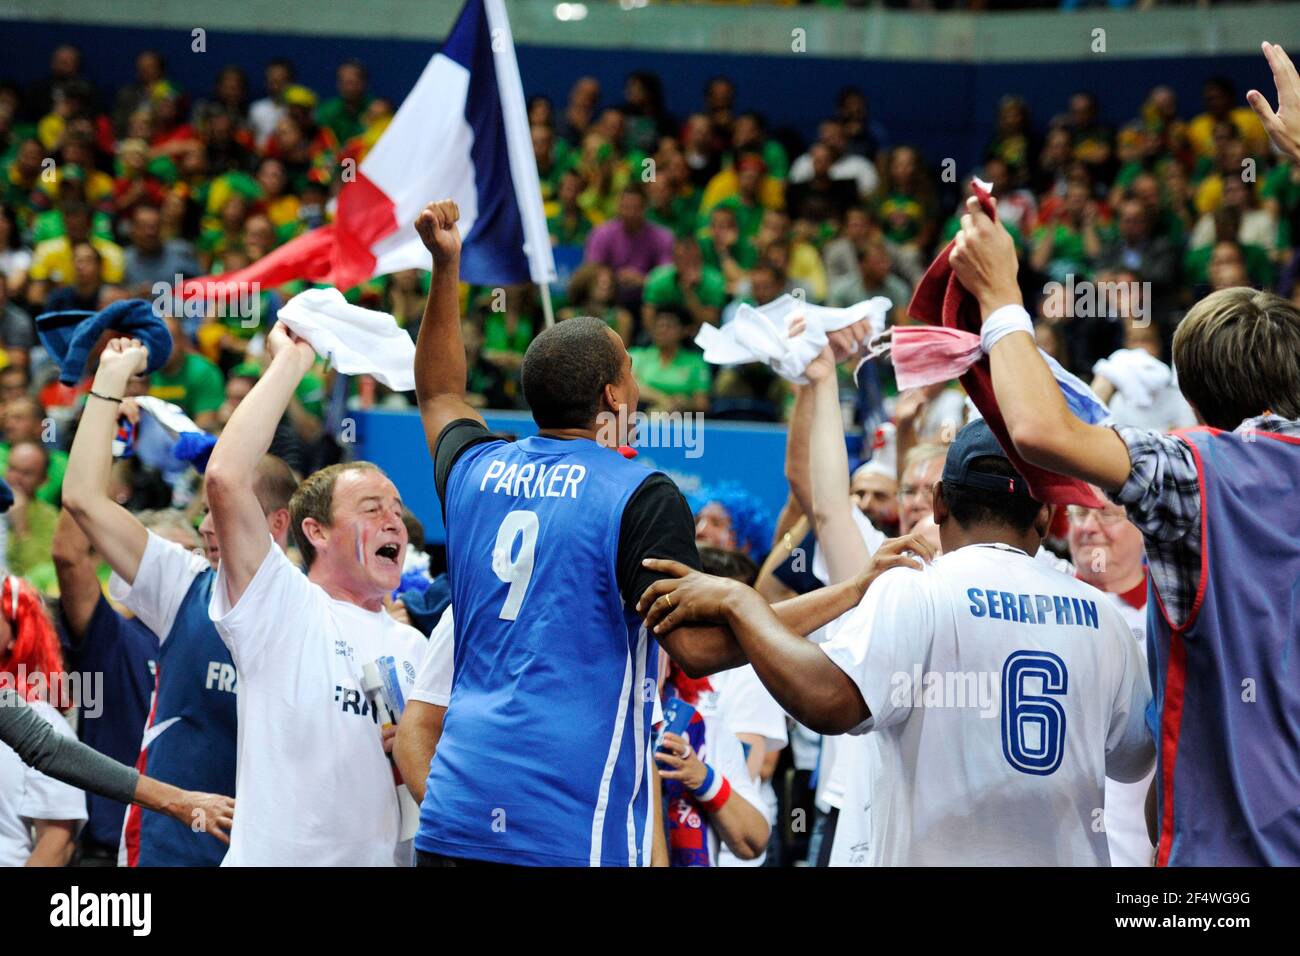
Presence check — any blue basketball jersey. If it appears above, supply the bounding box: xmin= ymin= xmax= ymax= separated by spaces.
xmin=418 ymin=435 xmax=659 ymax=867
xmin=124 ymin=570 xmax=237 ymax=867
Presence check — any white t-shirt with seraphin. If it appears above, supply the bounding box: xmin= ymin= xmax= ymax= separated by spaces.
xmin=821 ymin=543 xmax=1154 ymax=867
xmin=0 ymin=700 xmax=87 ymax=867
xmin=209 ymin=541 xmax=426 ymax=866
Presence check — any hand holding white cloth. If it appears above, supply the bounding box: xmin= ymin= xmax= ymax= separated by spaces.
xmin=276 ymin=287 xmax=416 ymax=391
xmin=695 ymin=294 xmax=892 ymax=384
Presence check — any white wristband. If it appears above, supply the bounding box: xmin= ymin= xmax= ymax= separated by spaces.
xmin=693 ymin=765 xmax=723 ymax=802
xmin=980 ymin=304 xmax=1034 ymax=353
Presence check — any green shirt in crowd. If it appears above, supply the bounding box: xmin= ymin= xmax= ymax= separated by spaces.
xmin=483 ymin=312 xmax=535 ymax=356
xmin=316 ymin=95 xmax=373 ymax=146
xmin=706 ymin=196 xmax=766 ymax=240
xmin=642 ymin=263 xmax=728 ymax=312
xmin=7 ymin=496 xmax=58 ymax=590
xmin=150 ymin=352 xmax=226 ymax=419
xmin=629 ymin=345 xmax=711 ymax=398
xmin=0 ymin=445 xmax=68 ymax=507
xmin=698 ymin=235 xmax=757 ymax=273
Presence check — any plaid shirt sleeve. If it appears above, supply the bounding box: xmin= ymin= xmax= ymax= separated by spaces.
xmin=1105 ymin=425 xmax=1203 ymax=627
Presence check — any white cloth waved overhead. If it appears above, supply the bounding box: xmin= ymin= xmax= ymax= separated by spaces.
xmin=277 ymin=287 xmax=416 ymax=391
xmin=695 ymin=294 xmax=892 ymax=384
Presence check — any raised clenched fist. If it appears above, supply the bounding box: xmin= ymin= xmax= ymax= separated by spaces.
xmin=414 ymin=199 xmax=462 ymax=265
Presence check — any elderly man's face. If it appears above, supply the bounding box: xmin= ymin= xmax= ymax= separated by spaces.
xmin=5 ymin=443 xmax=47 ymax=497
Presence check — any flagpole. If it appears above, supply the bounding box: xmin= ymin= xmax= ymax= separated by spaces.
xmin=539 ymin=281 xmax=555 ymax=329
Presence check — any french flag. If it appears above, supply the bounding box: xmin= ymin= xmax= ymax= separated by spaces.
xmin=184 ymin=0 xmax=554 ymax=298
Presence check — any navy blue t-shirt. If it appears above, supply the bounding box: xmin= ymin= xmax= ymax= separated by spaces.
xmin=68 ymin=594 xmax=160 ymax=849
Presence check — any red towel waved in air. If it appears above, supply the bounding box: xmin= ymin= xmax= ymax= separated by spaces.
xmin=907 ymin=181 xmax=1104 ymax=508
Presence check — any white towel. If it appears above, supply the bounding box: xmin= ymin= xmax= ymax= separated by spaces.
xmin=696 ymin=294 xmax=892 ymax=384
xmin=277 ymin=287 xmax=416 ymax=391
xmin=1092 ymin=347 xmax=1172 ymax=410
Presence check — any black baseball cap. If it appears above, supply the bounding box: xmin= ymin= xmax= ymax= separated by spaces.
xmin=942 ymin=419 xmax=1035 ymax=497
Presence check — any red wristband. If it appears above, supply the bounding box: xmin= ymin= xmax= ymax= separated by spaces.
xmin=699 ymin=776 xmax=731 ymax=814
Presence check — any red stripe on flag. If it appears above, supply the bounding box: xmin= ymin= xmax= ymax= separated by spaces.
xmin=180 ymin=170 xmax=400 ymax=296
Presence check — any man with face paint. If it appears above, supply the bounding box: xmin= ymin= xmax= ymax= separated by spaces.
xmin=62 ymin=336 xmax=297 ymax=867
xmin=203 ymin=322 xmax=426 ymax=866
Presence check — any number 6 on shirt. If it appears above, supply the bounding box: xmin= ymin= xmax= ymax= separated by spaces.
xmin=492 ymin=511 xmax=539 ymax=620
xmin=1001 ymin=650 xmax=1068 ymax=776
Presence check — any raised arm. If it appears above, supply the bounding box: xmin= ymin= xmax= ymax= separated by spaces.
xmin=204 ymin=323 xmax=315 ymax=605
xmin=804 ymin=345 xmax=869 ymax=584
xmin=50 ymin=509 xmax=103 ymax=641
xmin=60 ymin=338 xmax=151 ymax=584
xmin=949 ymin=197 xmax=1132 ymax=492
xmin=784 ymin=383 xmax=815 ymax=518
xmin=412 ymin=199 xmax=485 ymax=459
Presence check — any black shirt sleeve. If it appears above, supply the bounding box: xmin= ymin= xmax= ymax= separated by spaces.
xmin=434 ymin=418 xmax=501 ymax=507
xmin=771 ymin=529 xmax=824 ymax=595
xmin=616 ymin=473 xmax=702 ymax=610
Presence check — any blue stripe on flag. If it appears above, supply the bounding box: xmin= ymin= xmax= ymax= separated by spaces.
xmin=441 ymin=0 xmax=531 ymax=284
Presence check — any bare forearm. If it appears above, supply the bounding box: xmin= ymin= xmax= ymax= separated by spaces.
xmin=26 ymin=825 xmax=75 ymax=866
xmin=771 ymin=576 xmax=864 ymax=637
xmin=722 ymin=590 xmax=867 ymax=734
xmin=63 ymin=378 xmax=149 ymax=582
xmin=133 ymin=774 xmax=186 ymax=818
xmin=986 ymin=330 xmax=1131 ymax=490
xmin=657 ymin=623 xmax=748 ymax=678
xmin=394 ymin=708 xmax=444 ymax=805
xmin=809 ymin=372 xmax=866 ymax=584
xmin=771 ymin=493 xmax=802 ymax=548
xmin=707 ymin=787 xmax=769 ymax=860
xmin=784 ymin=384 xmax=814 ymax=516
xmin=414 ymin=252 xmax=467 ymax=405
xmin=651 ymin=767 xmax=668 ymax=866
xmin=64 ymin=389 xmax=127 ymax=512
xmin=208 ymin=351 xmax=309 ymax=480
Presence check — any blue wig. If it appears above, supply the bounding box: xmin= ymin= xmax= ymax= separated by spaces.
xmin=688 ymin=481 xmax=775 ymax=565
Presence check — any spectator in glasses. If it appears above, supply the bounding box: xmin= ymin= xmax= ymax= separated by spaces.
xmin=1067 ymin=495 xmax=1155 ymax=867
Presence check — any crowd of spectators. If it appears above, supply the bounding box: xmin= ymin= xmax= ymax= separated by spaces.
xmin=0 ymin=28 xmax=1295 ymax=869
xmin=0 ymin=46 xmax=1293 ymax=461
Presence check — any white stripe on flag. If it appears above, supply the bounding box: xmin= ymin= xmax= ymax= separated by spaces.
xmin=484 ymin=0 xmax=557 ymax=285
